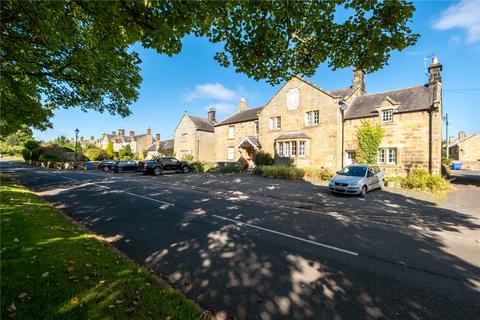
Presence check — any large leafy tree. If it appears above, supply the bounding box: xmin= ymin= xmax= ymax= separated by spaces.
xmin=1 ymin=0 xmax=418 ymax=136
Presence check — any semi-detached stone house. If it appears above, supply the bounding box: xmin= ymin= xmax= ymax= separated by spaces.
xmin=214 ymin=98 xmax=262 ymax=167
xmin=173 ymin=110 xmax=216 ymax=162
xmin=220 ymin=58 xmax=443 ymax=175
xmin=145 ymin=139 xmax=174 ymax=159
xmin=448 ymin=131 xmax=480 ymax=170
xmin=97 ymin=128 xmax=157 ymax=157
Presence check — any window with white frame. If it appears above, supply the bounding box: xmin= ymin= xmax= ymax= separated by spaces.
xmin=291 ymin=141 xmax=297 ymax=157
xmin=287 ymin=88 xmax=299 ymax=110
xmin=387 ymin=148 xmax=397 ymax=164
xmin=299 ymin=141 xmax=306 ymax=157
xmin=346 ymin=150 xmax=356 ymax=165
xmin=305 ymin=110 xmax=320 ymax=126
xmin=378 ymin=148 xmax=397 ymax=164
xmin=227 ymin=147 xmax=235 ymax=160
xmin=271 ymin=116 xmax=281 ymax=130
xmin=284 ymin=142 xmax=290 ymax=157
xmin=228 ymin=125 xmax=235 ymax=139
xmin=181 ymin=133 xmax=187 ymax=142
xmin=382 ymin=109 xmax=393 ymax=123
xmin=277 ymin=142 xmax=284 ymax=156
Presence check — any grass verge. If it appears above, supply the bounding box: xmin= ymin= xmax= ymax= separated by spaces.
xmin=0 ymin=175 xmax=201 ymax=320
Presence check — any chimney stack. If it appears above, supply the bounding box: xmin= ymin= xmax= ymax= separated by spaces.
xmin=428 ymin=56 xmax=442 ymax=85
xmin=80 ymin=136 xmax=84 ymax=141
xmin=238 ymin=97 xmax=248 ymax=111
xmin=458 ymin=131 xmax=466 ymax=140
xmin=352 ymin=69 xmax=365 ymax=94
xmin=129 ymin=130 xmax=135 ymax=137
xmin=146 ymin=127 xmax=152 ymax=135
xmin=156 ymin=133 xmax=161 ymax=141
xmin=118 ymin=128 xmax=125 ymax=136
xmin=112 ymin=131 xmax=116 ymax=136
xmin=90 ymin=136 xmax=94 ymax=140
xmin=208 ymin=107 xmax=217 ymax=123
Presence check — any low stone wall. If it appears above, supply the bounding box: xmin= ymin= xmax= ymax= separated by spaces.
xmin=27 ymin=160 xmax=100 ymax=170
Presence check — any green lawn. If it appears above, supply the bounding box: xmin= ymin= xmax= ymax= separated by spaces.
xmin=0 ymin=175 xmax=202 ymax=320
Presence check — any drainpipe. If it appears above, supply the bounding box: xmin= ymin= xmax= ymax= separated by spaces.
xmin=428 ymin=106 xmax=433 ymax=174
xmin=339 ymin=102 xmax=349 ymax=168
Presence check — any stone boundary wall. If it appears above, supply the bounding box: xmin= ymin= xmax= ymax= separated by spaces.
xmin=26 ymin=160 xmax=100 ymax=170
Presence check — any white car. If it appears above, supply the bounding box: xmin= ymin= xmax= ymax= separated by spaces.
xmin=329 ymin=164 xmax=384 ymax=197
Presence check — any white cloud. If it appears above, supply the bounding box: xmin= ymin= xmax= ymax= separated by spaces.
xmin=433 ymin=0 xmax=480 ymax=43
xmin=184 ymin=83 xmax=236 ymax=101
xmin=204 ymin=102 xmax=235 ymax=115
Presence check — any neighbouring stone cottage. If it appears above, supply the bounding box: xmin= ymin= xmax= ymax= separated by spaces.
xmin=173 ymin=110 xmax=216 ymax=162
xmin=97 ymin=127 xmax=159 ymax=157
xmin=448 ymin=131 xmax=480 ymax=170
xmin=145 ymin=138 xmax=174 ymax=159
xmin=214 ymin=98 xmax=263 ymax=167
xmin=222 ymin=57 xmax=443 ymax=175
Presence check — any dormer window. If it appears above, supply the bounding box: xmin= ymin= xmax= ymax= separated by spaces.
xmin=382 ymin=109 xmax=393 ymax=123
xmin=287 ymin=88 xmax=299 ymax=110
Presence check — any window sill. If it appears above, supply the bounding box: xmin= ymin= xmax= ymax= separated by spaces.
xmin=270 ymin=129 xmax=281 ymax=132
xmin=304 ymin=124 xmax=319 ymax=129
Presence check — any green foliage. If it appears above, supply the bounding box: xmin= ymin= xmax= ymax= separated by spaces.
xmin=394 ymin=169 xmax=450 ymax=192
xmin=181 ymin=154 xmax=194 ymax=162
xmin=142 ymin=150 xmax=148 ymax=159
xmin=356 ymin=121 xmax=384 ymax=164
xmin=119 ymin=145 xmax=133 ymax=160
xmin=212 ymin=163 xmax=242 ymax=173
xmin=1 ymin=0 xmax=418 ymax=135
xmin=254 ymin=165 xmax=333 ymax=182
xmin=84 ymin=148 xmax=104 ymax=161
xmin=0 ymin=127 xmax=33 ymax=155
xmin=104 ymin=141 xmax=114 ymax=159
xmin=22 ymin=139 xmax=41 ymax=161
xmin=254 ymin=150 xmax=274 ymax=166
xmin=190 ymin=161 xmax=216 ymax=173
xmin=0 ymin=177 xmax=201 ymax=319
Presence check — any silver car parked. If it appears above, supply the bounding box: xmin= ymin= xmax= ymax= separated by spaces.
xmin=329 ymin=164 xmax=384 ymax=197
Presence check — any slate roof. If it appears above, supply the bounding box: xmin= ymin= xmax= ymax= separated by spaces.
xmin=448 ymin=133 xmax=479 ymax=147
xmin=345 ymin=85 xmax=434 ymax=120
xmin=330 ymin=87 xmax=354 ymax=98
xmin=189 ymin=115 xmax=214 ymax=132
xmin=275 ymin=131 xmax=311 ymax=140
xmin=215 ymin=106 xmax=264 ymax=127
xmin=146 ymin=139 xmax=174 ymax=152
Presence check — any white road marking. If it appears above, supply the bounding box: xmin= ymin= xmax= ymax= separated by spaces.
xmin=125 ymin=192 xmax=174 ymax=206
xmin=61 ymin=175 xmax=78 ymax=181
xmin=212 ymin=215 xmax=359 ymax=256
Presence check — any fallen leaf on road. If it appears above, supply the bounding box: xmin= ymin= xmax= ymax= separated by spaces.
xmin=41 ymin=272 xmax=49 ymax=278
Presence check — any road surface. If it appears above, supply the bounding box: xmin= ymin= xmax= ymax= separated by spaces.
xmin=1 ymin=161 xmax=479 ymax=320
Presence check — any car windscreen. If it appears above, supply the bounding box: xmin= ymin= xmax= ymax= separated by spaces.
xmin=338 ymin=166 xmax=367 ymax=177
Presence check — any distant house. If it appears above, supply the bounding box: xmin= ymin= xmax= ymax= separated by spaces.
xmin=97 ymin=128 xmax=159 ymax=157
xmin=449 ymin=131 xmax=480 ymax=170
xmin=145 ymin=139 xmax=174 ymax=159
xmin=214 ymin=98 xmax=263 ymax=168
xmin=173 ymin=110 xmax=215 ymax=162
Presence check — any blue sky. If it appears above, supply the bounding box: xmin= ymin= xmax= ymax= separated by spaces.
xmin=34 ymin=0 xmax=480 ymax=142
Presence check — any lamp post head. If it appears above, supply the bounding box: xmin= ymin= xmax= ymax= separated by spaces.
xmin=75 ymin=128 xmax=79 ymax=135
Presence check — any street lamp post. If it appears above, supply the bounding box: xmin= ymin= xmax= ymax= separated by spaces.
xmin=74 ymin=128 xmax=79 ymax=162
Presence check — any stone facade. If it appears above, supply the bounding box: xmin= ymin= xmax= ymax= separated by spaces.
xmin=173 ymin=113 xmax=215 ymax=162
xmin=259 ymin=77 xmax=343 ymax=170
xmin=97 ymin=127 xmax=158 ymax=157
xmin=449 ymin=132 xmax=480 ymax=170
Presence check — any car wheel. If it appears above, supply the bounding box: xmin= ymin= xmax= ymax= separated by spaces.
xmin=380 ymin=179 xmax=385 ymax=190
xmin=153 ymin=167 xmax=162 ymax=176
xmin=103 ymin=167 xmax=108 ymax=172
xmin=182 ymin=166 xmax=190 ymax=173
xmin=360 ymin=185 xmax=367 ymax=197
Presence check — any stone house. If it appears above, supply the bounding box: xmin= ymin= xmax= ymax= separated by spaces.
xmin=145 ymin=139 xmax=174 ymax=159
xmin=173 ymin=110 xmax=215 ymax=162
xmin=226 ymin=58 xmax=443 ymax=175
xmin=214 ymin=98 xmax=263 ymax=167
xmin=448 ymin=131 xmax=480 ymax=170
xmin=97 ymin=128 xmax=158 ymax=157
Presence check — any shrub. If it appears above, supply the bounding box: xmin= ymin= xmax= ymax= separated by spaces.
xmin=182 ymin=154 xmax=194 ymax=162
xmin=104 ymin=141 xmax=114 ymax=159
xmin=441 ymin=158 xmax=451 ymax=177
xmin=30 ymin=147 xmax=44 ymax=161
xmin=189 ymin=161 xmax=216 ymax=173
xmin=213 ymin=163 xmax=242 ymax=173
xmin=254 ymin=150 xmax=274 ymax=166
xmin=85 ymin=148 xmax=104 ymax=161
xmin=402 ymin=169 xmax=450 ymax=192
xmin=255 ymin=165 xmax=333 ymax=182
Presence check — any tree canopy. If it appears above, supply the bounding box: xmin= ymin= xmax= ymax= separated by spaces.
xmin=1 ymin=0 xmax=418 ymax=136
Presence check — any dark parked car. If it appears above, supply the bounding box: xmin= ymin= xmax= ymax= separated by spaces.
xmin=98 ymin=160 xmax=117 ymax=171
xmin=112 ymin=160 xmax=138 ymax=173
xmin=143 ymin=157 xmax=190 ymax=175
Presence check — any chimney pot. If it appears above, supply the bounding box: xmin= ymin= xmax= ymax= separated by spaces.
xmin=156 ymin=133 xmax=161 ymax=141
xmin=238 ymin=97 xmax=248 ymax=111
xmin=458 ymin=131 xmax=465 ymax=140
xmin=208 ymin=107 xmax=217 ymax=123
xmin=129 ymin=131 xmax=135 ymax=137
xmin=428 ymin=56 xmax=442 ymax=85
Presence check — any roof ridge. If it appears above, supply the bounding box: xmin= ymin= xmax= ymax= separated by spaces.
xmin=359 ymin=84 xmax=428 ymax=98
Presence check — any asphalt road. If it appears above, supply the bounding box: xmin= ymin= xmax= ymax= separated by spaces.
xmin=2 ymin=161 xmax=479 ymax=320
